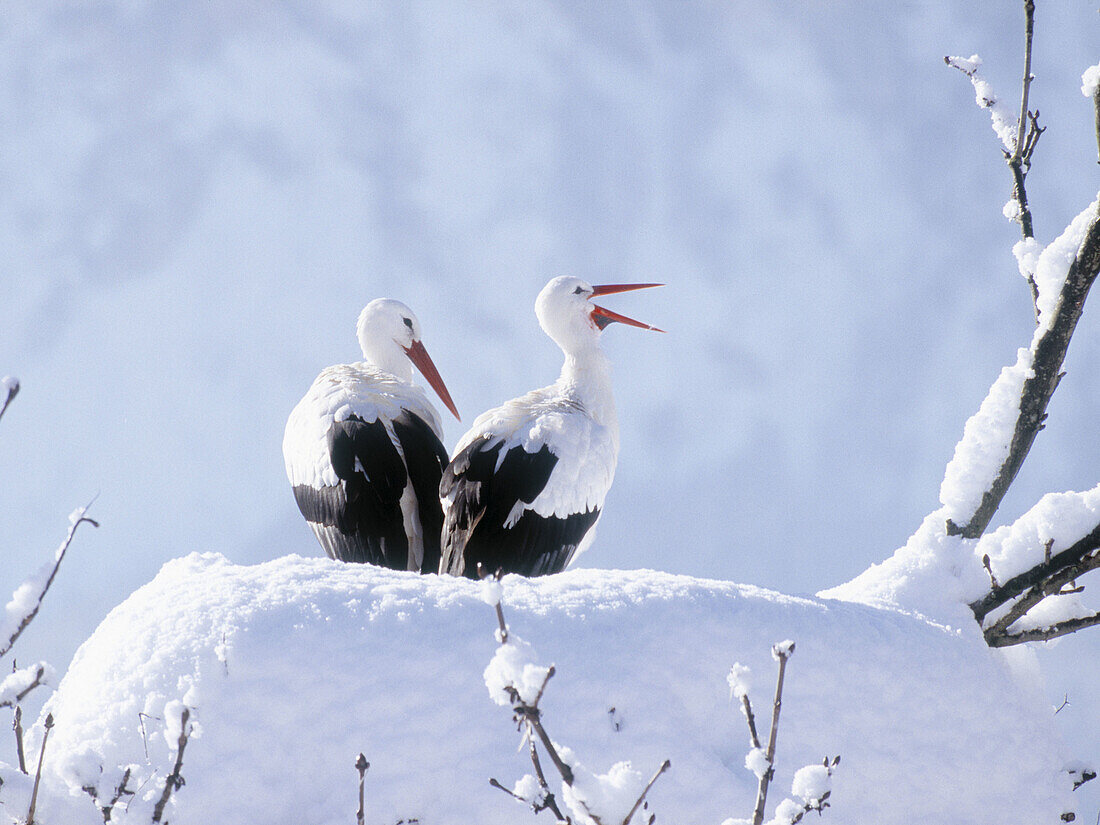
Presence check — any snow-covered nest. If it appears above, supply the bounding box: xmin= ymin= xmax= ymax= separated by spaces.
xmin=9 ymin=554 xmax=1069 ymax=824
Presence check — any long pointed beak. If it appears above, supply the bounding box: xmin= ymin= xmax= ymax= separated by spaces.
xmin=590 ymin=282 xmax=664 ymax=296
xmin=404 ymin=339 xmax=461 ymax=421
xmin=589 ymin=282 xmax=665 ymax=333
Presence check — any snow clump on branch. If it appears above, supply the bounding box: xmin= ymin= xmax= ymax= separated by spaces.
xmin=945 ymin=54 xmax=1018 ymax=150
xmin=1081 ymin=63 xmax=1100 ymax=97
xmin=484 ymin=634 xmax=550 ymax=706
xmin=561 ymin=759 xmax=649 ymax=825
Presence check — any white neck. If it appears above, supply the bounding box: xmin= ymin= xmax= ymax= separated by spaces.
xmin=558 ymin=343 xmax=617 ymax=429
xmin=359 ymin=338 xmax=414 ymax=384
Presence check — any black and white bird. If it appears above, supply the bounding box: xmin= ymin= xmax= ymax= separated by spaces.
xmin=439 ymin=276 xmax=662 ymax=578
xmin=283 ymin=298 xmax=460 ymax=572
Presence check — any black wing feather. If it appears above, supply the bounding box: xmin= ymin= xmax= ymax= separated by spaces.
xmin=440 ymin=437 xmax=599 ymax=577
xmin=392 ymin=410 xmax=449 ymax=573
xmin=292 ymin=415 xmax=409 ymax=567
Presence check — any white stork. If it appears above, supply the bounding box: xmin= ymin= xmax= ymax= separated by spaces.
xmin=283 ymin=298 xmax=460 ymax=572
xmin=439 ymin=276 xmax=662 ymax=578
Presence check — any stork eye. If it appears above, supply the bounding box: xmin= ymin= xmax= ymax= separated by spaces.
xmin=573 ymin=286 xmax=585 ymax=294
xmin=403 ymin=317 xmax=414 ymax=329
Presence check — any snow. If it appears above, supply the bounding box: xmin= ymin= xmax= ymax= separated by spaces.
xmin=727 ymin=663 xmax=752 ymax=700
xmin=484 ymin=635 xmax=552 ymax=706
xmin=790 ymin=763 xmax=832 ymax=804
xmin=0 ymin=662 xmax=53 ymax=707
xmin=1 ymin=1 xmax=1099 ymax=821
xmin=561 ymin=759 xmax=648 ymax=825
xmin=1082 ymin=63 xmax=1100 ymax=97
xmin=1029 ymin=195 xmax=1100 ymax=328
xmin=945 ymin=54 xmax=1018 ymax=151
xmin=938 ymin=350 xmax=1030 ymax=526
xmin=745 ymin=747 xmax=770 ymax=780
xmin=2 ymin=555 xmax=1075 ymax=824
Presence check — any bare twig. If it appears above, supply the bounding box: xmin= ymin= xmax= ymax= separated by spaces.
xmin=478 ymin=563 xmax=509 ymax=644
xmin=26 ymin=713 xmax=54 ymax=825
xmin=356 ymin=753 xmax=369 ymax=825
xmin=621 ymin=760 xmax=670 ymax=825
xmin=1010 ymin=0 xmax=1035 ymax=166
xmin=740 ymin=693 xmax=762 ymax=751
xmin=982 ymin=554 xmax=1002 ymax=591
xmin=1005 ymin=0 xmax=1039 ymax=251
xmin=151 ymin=707 xmax=191 ymax=823
xmin=751 ymin=643 xmax=794 ymax=825
xmin=0 ymin=377 xmax=18 ymax=424
xmin=0 ymin=502 xmax=100 ymax=661
xmin=13 ymin=705 xmax=27 ymax=774
xmin=489 ymin=777 xmax=528 ymax=802
xmin=100 ymin=767 xmax=134 ymax=822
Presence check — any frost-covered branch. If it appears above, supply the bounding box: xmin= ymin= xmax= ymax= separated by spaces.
xmin=725 ymin=644 xmax=839 ymax=825
xmin=941 ymin=3 xmax=1100 ymax=541
xmin=969 ymin=492 xmax=1100 ymax=645
xmin=151 ymin=705 xmax=191 ymax=823
xmin=751 ymin=642 xmax=793 ymax=825
xmin=482 ymin=577 xmax=668 ymax=825
xmin=0 ymin=376 xmax=18 ymax=424
xmin=0 ymin=502 xmax=100 ymax=661
xmin=26 ymin=713 xmax=54 ymax=825
xmin=13 ymin=705 xmax=27 ymax=774
xmin=0 ymin=661 xmax=53 ymax=709
xmin=943 ymin=183 xmax=1100 ymax=542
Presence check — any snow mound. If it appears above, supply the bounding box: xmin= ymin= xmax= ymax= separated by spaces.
xmin=18 ymin=554 xmax=1069 ymax=824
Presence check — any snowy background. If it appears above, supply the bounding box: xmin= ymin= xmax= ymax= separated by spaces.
xmin=1 ymin=0 xmax=1098 ymax=819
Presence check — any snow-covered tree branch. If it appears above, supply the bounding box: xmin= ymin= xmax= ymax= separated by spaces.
xmin=935 ymin=5 xmax=1100 ymax=647
xmin=482 ymin=572 xmax=669 ymax=825
xmin=725 ymin=644 xmax=839 ymax=825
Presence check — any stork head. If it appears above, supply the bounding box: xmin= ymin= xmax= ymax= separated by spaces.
xmin=535 ymin=276 xmax=663 ymax=354
xmin=356 ymin=298 xmax=460 ymax=420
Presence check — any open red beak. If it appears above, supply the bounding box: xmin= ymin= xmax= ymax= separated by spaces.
xmin=589 ymin=283 xmax=665 ymax=333
xmin=404 ymin=339 xmax=461 ymax=421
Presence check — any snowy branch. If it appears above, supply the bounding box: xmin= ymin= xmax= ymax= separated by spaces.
xmin=750 ymin=642 xmax=793 ymax=825
xmin=942 ymin=2 xmax=1100 ymax=541
xmin=945 ymin=192 xmax=1100 ymax=542
xmin=0 ymin=503 xmax=100 ymax=662
xmin=484 ymin=582 xmax=668 ymax=825
xmin=25 ymin=713 xmax=54 ymax=825
xmin=970 ymin=512 xmax=1100 ymax=645
xmin=728 ymin=644 xmax=839 ymax=825
xmin=0 ymin=661 xmax=52 ymax=708
xmin=151 ymin=705 xmax=191 ymax=823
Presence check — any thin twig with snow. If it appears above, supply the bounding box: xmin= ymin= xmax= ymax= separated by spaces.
xmin=0 ymin=501 xmax=100 ymax=662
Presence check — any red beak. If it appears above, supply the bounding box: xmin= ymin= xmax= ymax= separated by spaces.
xmin=589 ymin=283 xmax=665 ymax=333
xmin=404 ymin=340 xmax=461 ymax=421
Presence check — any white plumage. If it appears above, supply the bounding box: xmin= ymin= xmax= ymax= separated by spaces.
xmin=283 ymin=298 xmax=459 ymax=572
xmin=440 ymin=276 xmax=661 ymax=578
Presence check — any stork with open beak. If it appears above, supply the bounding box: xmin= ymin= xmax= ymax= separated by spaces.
xmin=283 ymin=298 xmax=460 ymax=572
xmin=439 ymin=276 xmax=662 ymax=578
